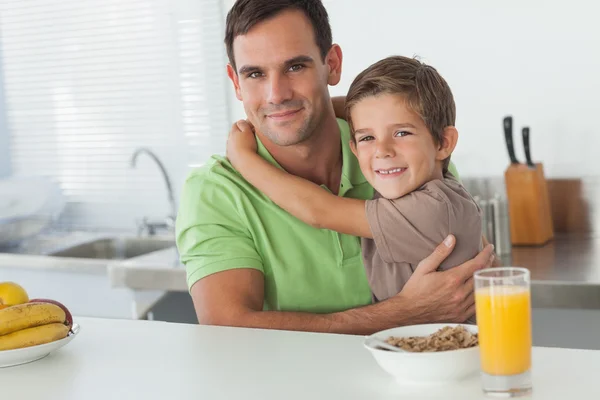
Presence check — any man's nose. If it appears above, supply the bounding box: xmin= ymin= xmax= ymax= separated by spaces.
xmin=375 ymin=140 xmax=395 ymax=158
xmin=266 ymin=74 xmax=293 ymax=104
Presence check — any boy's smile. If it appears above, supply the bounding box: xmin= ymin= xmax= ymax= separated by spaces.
xmin=350 ymin=93 xmax=446 ymax=199
xmin=374 ymin=167 xmax=407 ymax=179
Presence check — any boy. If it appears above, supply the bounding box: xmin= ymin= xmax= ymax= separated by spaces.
xmin=226 ymin=55 xmax=482 ymax=321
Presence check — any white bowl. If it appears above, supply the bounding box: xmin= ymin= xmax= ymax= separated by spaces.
xmin=0 ymin=323 xmax=80 ymax=368
xmin=364 ymin=323 xmax=480 ymax=385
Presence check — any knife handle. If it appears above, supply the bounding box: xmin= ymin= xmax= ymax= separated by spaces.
xmin=503 ymin=116 xmax=518 ymax=164
xmin=522 ymin=127 xmax=534 ymax=167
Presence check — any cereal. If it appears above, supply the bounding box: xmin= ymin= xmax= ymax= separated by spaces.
xmin=385 ymin=325 xmax=478 ymax=352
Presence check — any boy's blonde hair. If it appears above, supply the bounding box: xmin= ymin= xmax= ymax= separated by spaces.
xmin=345 ymin=55 xmax=456 ymax=171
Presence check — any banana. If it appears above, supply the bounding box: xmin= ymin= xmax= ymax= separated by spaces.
xmin=0 ymin=302 xmax=66 ymax=336
xmin=0 ymin=323 xmax=69 ymax=351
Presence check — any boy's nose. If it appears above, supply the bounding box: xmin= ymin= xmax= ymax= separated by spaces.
xmin=375 ymin=141 xmax=395 ymax=158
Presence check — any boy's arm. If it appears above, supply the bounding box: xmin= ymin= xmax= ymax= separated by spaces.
xmin=367 ymin=187 xmax=454 ymax=265
xmin=226 ymin=120 xmax=372 ymax=238
xmin=370 ymin=184 xmax=482 ymax=270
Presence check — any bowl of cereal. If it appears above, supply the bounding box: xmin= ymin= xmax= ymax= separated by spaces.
xmin=364 ymin=323 xmax=480 ymax=385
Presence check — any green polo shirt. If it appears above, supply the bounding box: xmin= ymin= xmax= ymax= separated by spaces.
xmin=176 ymin=119 xmax=374 ymax=313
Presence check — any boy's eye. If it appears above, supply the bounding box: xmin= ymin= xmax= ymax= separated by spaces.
xmin=288 ymin=64 xmax=304 ymax=72
xmin=248 ymin=71 xmax=263 ymax=79
xmin=358 ymin=135 xmax=374 ymax=142
xmin=395 ymin=130 xmax=412 ymax=137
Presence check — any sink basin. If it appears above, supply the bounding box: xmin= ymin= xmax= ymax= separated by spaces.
xmin=48 ymin=237 xmax=175 ymax=260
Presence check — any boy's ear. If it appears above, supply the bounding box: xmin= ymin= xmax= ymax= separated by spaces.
xmin=350 ymin=140 xmax=358 ymax=157
xmin=436 ymin=126 xmax=458 ymax=161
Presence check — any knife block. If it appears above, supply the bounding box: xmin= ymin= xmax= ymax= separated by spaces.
xmin=504 ymin=163 xmax=554 ymax=246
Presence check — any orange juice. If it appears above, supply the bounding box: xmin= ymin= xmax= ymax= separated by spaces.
xmin=475 ymin=286 xmax=532 ymax=376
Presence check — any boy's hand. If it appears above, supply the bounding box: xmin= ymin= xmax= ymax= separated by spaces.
xmin=226 ymin=119 xmax=257 ymax=167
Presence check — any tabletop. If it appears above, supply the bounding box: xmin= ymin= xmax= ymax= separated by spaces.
xmin=1 ymin=317 xmax=599 ymax=400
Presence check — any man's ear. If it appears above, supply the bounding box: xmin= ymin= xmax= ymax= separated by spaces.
xmin=436 ymin=126 xmax=458 ymax=161
xmin=227 ymin=63 xmax=243 ymax=101
xmin=326 ymin=44 xmax=343 ymax=86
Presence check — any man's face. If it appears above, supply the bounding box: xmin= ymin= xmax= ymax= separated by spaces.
xmin=227 ymin=10 xmax=340 ymax=146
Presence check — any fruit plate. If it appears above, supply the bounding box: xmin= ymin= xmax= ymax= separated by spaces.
xmin=0 ymin=323 xmax=80 ymax=368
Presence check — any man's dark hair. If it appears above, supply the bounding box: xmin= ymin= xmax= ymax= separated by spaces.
xmin=225 ymin=0 xmax=332 ymax=72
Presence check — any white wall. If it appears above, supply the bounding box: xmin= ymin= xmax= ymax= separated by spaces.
xmin=0 ymin=34 xmax=9 ymax=178
xmin=0 ymin=0 xmax=230 ymax=231
xmin=223 ymin=0 xmax=600 ymax=178
xmin=222 ymin=0 xmax=246 ymax=124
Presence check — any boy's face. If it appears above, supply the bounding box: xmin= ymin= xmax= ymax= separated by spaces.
xmin=227 ymin=10 xmax=342 ymax=147
xmin=350 ymin=93 xmax=444 ymax=199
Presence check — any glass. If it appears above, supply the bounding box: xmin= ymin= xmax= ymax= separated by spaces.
xmin=474 ymin=267 xmax=532 ymax=397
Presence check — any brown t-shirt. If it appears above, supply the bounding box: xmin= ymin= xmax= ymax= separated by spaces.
xmin=362 ymin=172 xmax=482 ymax=304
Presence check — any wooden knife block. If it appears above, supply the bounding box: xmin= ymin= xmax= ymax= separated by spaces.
xmin=504 ymin=163 xmax=554 ymax=246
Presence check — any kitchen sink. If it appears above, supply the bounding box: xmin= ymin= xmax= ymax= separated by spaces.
xmin=48 ymin=236 xmax=175 ymax=260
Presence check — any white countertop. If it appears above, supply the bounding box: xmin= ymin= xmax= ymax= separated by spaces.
xmin=1 ymin=317 xmax=599 ymax=399
xmin=0 ymin=231 xmax=181 ymax=279
xmin=0 ymin=231 xmax=112 ymax=274
xmin=107 ymin=246 xmax=184 ymax=291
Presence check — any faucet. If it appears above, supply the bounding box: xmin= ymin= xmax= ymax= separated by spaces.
xmin=130 ymin=147 xmax=177 ymax=235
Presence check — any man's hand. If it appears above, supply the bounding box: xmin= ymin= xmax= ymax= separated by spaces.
xmin=482 ymin=234 xmax=501 ymax=267
xmin=226 ymin=119 xmax=257 ymax=168
xmin=396 ymin=235 xmax=495 ymax=323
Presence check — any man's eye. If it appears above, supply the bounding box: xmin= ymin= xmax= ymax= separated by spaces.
xmin=358 ymin=136 xmax=374 ymax=142
xmin=248 ymin=72 xmax=263 ymax=79
xmin=395 ymin=130 xmax=412 ymax=137
xmin=289 ymin=64 xmax=304 ymax=72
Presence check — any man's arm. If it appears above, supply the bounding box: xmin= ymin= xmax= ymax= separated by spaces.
xmin=227 ymin=120 xmax=372 ymax=238
xmin=191 ymin=235 xmax=495 ymax=335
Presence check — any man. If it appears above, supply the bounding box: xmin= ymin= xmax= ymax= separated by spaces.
xmin=175 ymin=0 xmax=495 ymax=335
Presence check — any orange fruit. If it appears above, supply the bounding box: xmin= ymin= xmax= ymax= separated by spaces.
xmin=0 ymin=282 xmax=29 ymax=306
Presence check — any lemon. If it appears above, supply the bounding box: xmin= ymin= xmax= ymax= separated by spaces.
xmin=0 ymin=282 xmax=30 ymax=306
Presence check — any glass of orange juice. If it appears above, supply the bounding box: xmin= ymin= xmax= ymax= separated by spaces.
xmin=474 ymin=267 xmax=532 ymax=397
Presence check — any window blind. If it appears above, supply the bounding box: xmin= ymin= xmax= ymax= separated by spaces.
xmin=0 ymin=0 xmax=230 ymax=231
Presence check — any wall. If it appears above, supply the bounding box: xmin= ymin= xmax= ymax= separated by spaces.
xmin=224 ymin=0 xmax=600 ymax=179
xmin=0 ymin=0 xmax=230 ymax=231
xmin=0 ymin=34 xmax=9 ymax=178
xmin=222 ymin=0 xmax=244 ymax=124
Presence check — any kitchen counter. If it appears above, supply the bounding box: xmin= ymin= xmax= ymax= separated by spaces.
xmin=107 ymin=246 xmax=183 ymax=291
xmin=107 ymin=233 xmax=600 ymax=309
xmin=0 ymin=230 xmax=178 ymax=276
xmin=510 ymin=234 xmax=600 ymax=309
xmin=510 ymin=233 xmax=600 ymax=283
xmin=1 ymin=317 xmax=599 ymax=399
xmin=0 ymin=231 xmax=172 ymax=319
xmin=4 ymin=232 xmax=600 ymax=310
xmin=0 ymin=231 xmax=113 ymax=274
